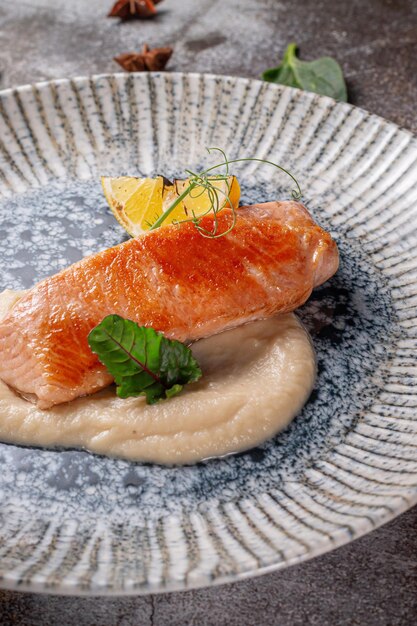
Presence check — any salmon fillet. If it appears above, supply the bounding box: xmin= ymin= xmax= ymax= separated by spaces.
xmin=0 ymin=201 xmax=338 ymax=408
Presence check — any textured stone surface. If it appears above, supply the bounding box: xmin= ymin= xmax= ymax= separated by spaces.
xmin=0 ymin=0 xmax=416 ymax=624
xmin=0 ymin=0 xmax=416 ymax=132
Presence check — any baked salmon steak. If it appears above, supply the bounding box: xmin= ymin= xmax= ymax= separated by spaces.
xmin=0 ymin=201 xmax=338 ymax=408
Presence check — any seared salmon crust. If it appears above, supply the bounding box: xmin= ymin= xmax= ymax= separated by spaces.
xmin=0 ymin=202 xmax=338 ymax=408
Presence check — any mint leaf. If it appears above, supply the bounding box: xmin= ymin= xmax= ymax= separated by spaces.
xmin=88 ymin=314 xmax=202 ymax=404
xmin=262 ymin=43 xmax=347 ymax=102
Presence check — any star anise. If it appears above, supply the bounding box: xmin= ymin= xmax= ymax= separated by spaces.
xmin=108 ymin=0 xmax=163 ymax=20
xmin=115 ymin=44 xmax=173 ymax=72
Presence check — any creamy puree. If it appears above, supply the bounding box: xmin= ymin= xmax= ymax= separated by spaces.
xmin=0 ymin=289 xmax=316 ymax=465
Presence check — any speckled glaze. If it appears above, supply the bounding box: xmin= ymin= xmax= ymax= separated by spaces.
xmin=0 ymin=73 xmax=416 ymax=595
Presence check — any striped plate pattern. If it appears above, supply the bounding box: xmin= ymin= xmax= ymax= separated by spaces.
xmin=0 ymin=73 xmax=416 ymax=594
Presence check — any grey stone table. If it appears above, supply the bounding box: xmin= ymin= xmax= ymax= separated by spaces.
xmin=0 ymin=0 xmax=416 ymax=624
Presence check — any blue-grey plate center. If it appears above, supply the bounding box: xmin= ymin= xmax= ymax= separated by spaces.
xmin=0 ymin=178 xmax=396 ymax=520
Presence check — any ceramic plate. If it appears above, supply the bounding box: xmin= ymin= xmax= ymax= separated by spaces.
xmin=0 ymin=73 xmax=416 ymax=595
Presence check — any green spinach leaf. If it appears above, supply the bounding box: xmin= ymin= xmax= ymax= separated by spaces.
xmin=262 ymin=43 xmax=347 ymax=102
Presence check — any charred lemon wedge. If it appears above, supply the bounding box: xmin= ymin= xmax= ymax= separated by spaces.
xmin=101 ymin=175 xmax=240 ymax=236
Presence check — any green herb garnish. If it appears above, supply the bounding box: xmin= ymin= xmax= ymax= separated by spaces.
xmin=88 ymin=314 xmax=202 ymax=404
xmin=149 ymin=147 xmax=302 ymax=237
xmin=262 ymin=43 xmax=347 ymax=102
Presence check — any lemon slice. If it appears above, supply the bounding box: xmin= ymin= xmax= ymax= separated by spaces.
xmin=175 ymin=176 xmax=240 ymax=218
xmin=101 ymin=176 xmax=164 ymax=237
xmin=101 ymin=175 xmax=240 ymax=236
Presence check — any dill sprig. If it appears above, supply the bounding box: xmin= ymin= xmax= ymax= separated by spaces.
xmin=149 ymin=148 xmax=302 ymax=238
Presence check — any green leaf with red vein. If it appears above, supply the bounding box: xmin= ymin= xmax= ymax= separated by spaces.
xmin=88 ymin=314 xmax=202 ymax=404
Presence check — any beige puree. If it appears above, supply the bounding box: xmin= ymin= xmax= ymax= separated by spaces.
xmin=0 ymin=289 xmax=316 ymax=465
